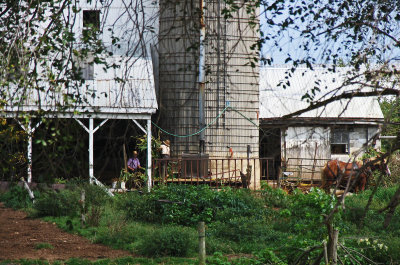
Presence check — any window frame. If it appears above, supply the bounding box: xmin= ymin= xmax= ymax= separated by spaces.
xmin=82 ymin=10 xmax=101 ymax=31
xmin=330 ymin=127 xmax=350 ymax=155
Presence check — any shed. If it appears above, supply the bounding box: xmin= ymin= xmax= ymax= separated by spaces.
xmin=259 ymin=67 xmax=385 ymax=181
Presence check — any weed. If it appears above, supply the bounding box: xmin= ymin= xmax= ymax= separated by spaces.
xmin=0 ymin=185 xmax=38 ymax=209
xmin=208 ymin=216 xmax=283 ymax=243
xmin=135 ymin=225 xmax=197 ymax=257
xmin=34 ymin=188 xmax=80 ymax=217
xmin=261 ymin=184 xmax=289 ymax=208
xmin=34 ymin=242 xmax=54 ymax=250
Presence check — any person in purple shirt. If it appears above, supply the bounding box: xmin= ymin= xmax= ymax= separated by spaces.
xmin=127 ymin=150 xmax=142 ymax=173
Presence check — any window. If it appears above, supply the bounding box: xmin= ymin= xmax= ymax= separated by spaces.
xmin=77 ymin=10 xmax=100 ymax=80
xmin=72 ymin=53 xmax=94 ymax=80
xmin=83 ymin=10 xmax=100 ymax=30
xmin=79 ymin=59 xmax=94 ymax=80
xmin=331 ymin=128 xmax=349 ymax=154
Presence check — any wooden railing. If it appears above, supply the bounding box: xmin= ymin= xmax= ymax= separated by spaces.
xmin=152 ymin=157 xmax=276 ymax=189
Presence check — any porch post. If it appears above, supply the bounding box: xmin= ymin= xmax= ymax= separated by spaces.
xmin=75 ymin=118 xmax=108 ymax=184
xmin=147 ymin=119 xmax=152 ymax=191
xmin=16 ymin=119 xmax=41 ymax=183
xmin=89 ymin=118 xmax=94 ymax=184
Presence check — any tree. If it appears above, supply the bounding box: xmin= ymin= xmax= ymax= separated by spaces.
xmin=380 ymin=97 xmax=400 ymax=138
xmin=259 ymin=1 xmax=400 ymax=263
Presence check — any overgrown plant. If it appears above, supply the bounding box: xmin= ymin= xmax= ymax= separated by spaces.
xmin=119 ymin=169 xmax=146 ymax=189
xmin=118 ymin=185 xmax=266 ymax=225
xmin=0 ymin=185 xmax=37 ymax=209
xmin=135 ymin=225 xmax=197 ymax=257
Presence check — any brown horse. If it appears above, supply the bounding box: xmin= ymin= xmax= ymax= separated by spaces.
xmin=321 ymin=160 xmax=371 ymax=193
xmin=321 ymin=158 xmax=391 ymax=193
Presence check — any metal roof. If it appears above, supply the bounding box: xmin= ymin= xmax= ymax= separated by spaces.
xmin=259 ymin=67 xmax=384 ymax=120
xmin=3 ymin=57 xmax=158 ymax=119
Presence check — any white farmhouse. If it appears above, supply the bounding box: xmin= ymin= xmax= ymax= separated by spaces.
xmin=1 ymin=0 xmax=159 ymax=187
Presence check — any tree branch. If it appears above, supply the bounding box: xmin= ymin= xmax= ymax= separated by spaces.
xmin=282 ymin=88 xmax=400 ymax=119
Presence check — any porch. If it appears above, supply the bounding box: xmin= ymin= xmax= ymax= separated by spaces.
xmin=151 ymin=157 xmax=277 ymax=190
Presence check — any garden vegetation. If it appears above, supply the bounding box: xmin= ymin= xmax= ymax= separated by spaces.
xmin=1 ymin=180 xmax=400 ymax=264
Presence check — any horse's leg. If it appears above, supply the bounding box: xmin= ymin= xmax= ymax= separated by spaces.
xmin=359 ymin=174 xmax=367 ymax=192
xmin=322 ymin=162 xmax=338 ymax=193
xmin=354 ymin=182 xmax=359 ymax=193
xmin=322 ymin=180 xmax=331 ymax=193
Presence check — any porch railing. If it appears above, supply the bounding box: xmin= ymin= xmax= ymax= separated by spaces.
xmin=152 ymin=157 xmax=276 ymax=189
xmin=282 ymin=157 xmax=331 ymax=183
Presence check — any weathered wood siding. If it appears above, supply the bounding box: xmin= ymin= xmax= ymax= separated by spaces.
xmin=281 ymin=126 xmax=381 ymax=181
xmin=282 ymin=127 xmax=330 ymax=181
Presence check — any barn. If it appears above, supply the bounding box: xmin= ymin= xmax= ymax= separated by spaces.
xmin=259 ymin=67 xmax=385 ymax=183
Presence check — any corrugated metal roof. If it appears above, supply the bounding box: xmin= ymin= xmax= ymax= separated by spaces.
xmin=259 ymin=67 xmax=384 ymax=120
xmin=3 ymin=57 xmax=158 ymax=119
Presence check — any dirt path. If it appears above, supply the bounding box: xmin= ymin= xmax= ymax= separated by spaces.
xmin=0 ymin=203 xmax=132 ymax=261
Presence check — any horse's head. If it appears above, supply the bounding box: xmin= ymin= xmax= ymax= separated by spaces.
xmin=366 ymin=157 xmax=391 ymax=176
xmin=381 ymin=158 xmax=391 ymax=176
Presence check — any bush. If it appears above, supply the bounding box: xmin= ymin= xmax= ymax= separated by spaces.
xmin=34 ymin=188 xmax=80 ymax=217
xmin=148 ymin=185 xmax=217 ymax=224
xmin=80 ymin=184 xmax=111 ymax=226
xmin=261 ymin=184 xmax=289 ymax=208
xmin=0 ymin=185 xmax=37 ymax=209
xmin=282 ymin=188 xmax=338 ymax=238
xmin=118 ymin=185 xmax=266 ymax=226
xmin=80 ymin=183 xmax=111 ymax=208
xmin=205 ymin=237 xmax=237 ymax=255
xmin=212 ymin=188 xmax=266 ymax=222
xmin=115 ymin=191 xmax=159 ymax=223
xmin=92 ymin=206 xmax=147 ymax=251
xmin=373 ymin=185 xmax=397 ymax=203
xmin=135 ymin=225 xmax=196 ymax=257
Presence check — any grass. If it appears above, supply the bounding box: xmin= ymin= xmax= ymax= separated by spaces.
xmin=35 ymin=242 xmax=55 ymax=250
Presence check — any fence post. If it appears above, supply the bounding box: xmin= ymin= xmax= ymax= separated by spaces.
xmin=198 ymin=221 xmax=206 ymax=265
xmin=80 ymin=189 xmax=86 ymax=227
